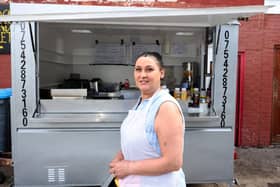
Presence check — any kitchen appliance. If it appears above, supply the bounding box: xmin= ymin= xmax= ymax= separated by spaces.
xmin=90 ymin=78 xmax=102 ymax=93
xmin=182 ymin=61 xmax=200 ymax=89
xmin=60 ymin=78 xmax=90 ymax=89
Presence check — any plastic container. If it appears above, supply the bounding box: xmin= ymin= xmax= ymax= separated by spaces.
xmin=0 ymin=88 xmax=12 ymax=99
xmin=173 ymin=88 xmax=181 ymax=100
xmin=181 ymin=88 xmax=187 ymax=101
xmin=0 ymin=88 xmax=12 ymax=152
xmin=200 ymin=103 xmax=209 ymax=115
xmin=161 ymin=85 xmax=170 ymax=94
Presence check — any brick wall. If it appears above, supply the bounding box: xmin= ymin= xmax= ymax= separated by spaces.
xmin=239 ymin=14 xmax=280 ymax=146
xmin=0 ymin=55 xmax=11 ymax=88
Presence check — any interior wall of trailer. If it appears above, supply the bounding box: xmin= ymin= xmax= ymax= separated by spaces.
xmin=72 ymin=65 xmax=135 ymax=85
xmin=40 ymin=61 xmax=73 ymax=87
xmin=38 ymin=23 xmax=204 ymax=88
xmin=39 ymin=27 xmax=73 ymax=87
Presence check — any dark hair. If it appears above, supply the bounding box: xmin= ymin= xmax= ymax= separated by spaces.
xmin=135 ymin=52 xmax=164 ymax=69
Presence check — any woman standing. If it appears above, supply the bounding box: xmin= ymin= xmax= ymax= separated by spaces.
xmin=110 ymin=52 xmax=186 ymax=187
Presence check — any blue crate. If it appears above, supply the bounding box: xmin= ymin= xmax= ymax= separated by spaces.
xmin=0 ymin=88 xmax=12 ymax=99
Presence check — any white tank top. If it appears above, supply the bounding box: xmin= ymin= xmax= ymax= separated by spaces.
xmin=120 ymin=90 xmax=186 ymax=187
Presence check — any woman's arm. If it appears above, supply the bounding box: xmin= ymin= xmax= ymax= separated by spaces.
xmin=110 ymin=101 xmax=184 ymax=178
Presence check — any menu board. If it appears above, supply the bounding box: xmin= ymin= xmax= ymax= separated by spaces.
xmin=94 ymin=43 xmax=126 ymax=64
xmin=131 ymin=44 xmax=161 ymax=65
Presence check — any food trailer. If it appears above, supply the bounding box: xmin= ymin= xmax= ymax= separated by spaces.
xmin=0 ymin=2 xmax=267 ymax=187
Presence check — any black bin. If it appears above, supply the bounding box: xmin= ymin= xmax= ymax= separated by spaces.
xmin=0 ymin=88 xmax=12 ymax=152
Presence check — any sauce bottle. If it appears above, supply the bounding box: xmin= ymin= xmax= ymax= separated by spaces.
xmin=124 ymin=79 xmax=130 ymax=89
xmin=192 ymin=88 xmax=200 ymax=108
xmin=181 ymin=88 xmax=187 ymax=101
xmin=174 ymin=88 xmax=181 ymax=100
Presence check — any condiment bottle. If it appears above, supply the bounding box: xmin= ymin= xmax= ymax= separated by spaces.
xmin=206 ymin=87 xmax=211 ymax=108
xmin=124 ymin=79 xmax=130 ymax=89
xmin=181 ymin=88 xmax=187 ymax=101
xmin=192 ymin=88 xmax=200 ymax=108
xmin=200 ymin=89 xmax=206 ymax=104
xmin=174 ymin=88 xmax=181 ymax=100
xmin=161 ymin=85 xmax=170 ymax=93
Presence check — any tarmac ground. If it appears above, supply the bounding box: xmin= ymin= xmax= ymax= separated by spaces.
xmin=0 ymin=146 xmax=279 ymax=187
xmin=190 ymin=146 xmax=280 ymax=187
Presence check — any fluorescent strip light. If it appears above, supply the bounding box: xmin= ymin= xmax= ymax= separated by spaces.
xmin=71 ymin=29 xmax=92 ymax=34
xmin=176 ymin=32 xmax=194 ymax=36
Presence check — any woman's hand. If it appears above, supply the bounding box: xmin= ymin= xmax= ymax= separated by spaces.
xmin=110 ymin=151 xmax=129 ymax=178
xmin=111 ymin=151 xmax=124 ymax=163
xmin=109 ymin=160 xmax=132 ymax=179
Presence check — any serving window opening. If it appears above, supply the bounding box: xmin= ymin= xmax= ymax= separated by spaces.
xmin=37 ymin=22 xmax=215 ymax=115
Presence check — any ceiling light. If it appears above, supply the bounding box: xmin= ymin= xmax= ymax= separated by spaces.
xmin=176 ymin=32 xmax=194 ymax=36
xmin=71 ymin=29 xmax=92 ymax=34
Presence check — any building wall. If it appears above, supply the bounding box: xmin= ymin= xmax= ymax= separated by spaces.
xmin=239 ymin=14 xmax=280 ymax=146
xmin=0 ymin=3 xmax=10 ymax=88
xmin=0 ymin=55 xmax=11 ymax=88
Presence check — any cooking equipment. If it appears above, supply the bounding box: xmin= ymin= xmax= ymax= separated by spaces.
xmin=90 ymin=78 xmax=102 ymax=93
xmin=60 ymin=78 xmax=90 ymax=89
xmin=182 ymin=61 xmax=200 ymax=88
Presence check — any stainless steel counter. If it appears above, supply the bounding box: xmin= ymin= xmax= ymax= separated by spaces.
xmin=30 ymin=113 xmax=219 ymax=123
xmin=27 ymin=99 xmax=220 ymax=128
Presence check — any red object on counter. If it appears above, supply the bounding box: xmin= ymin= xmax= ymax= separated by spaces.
xmin=124 ymin=79 xmax=130 ymax=89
